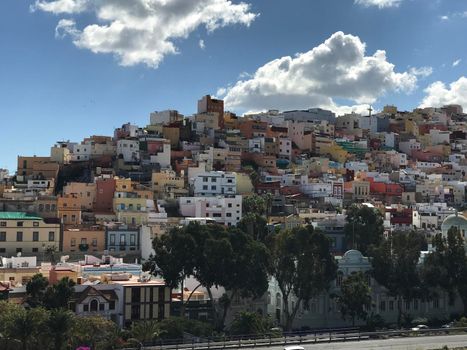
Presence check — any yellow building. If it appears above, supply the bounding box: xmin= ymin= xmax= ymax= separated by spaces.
xmin=320 ymin=142 xmax=349 ymax=163
xmin=57 ymin=194 xmax=82 ymax=225
xmin=114 ymin=196 xmax=150 ymax=226
xmin=0 ymin=212 xmax=61 ymax=256
xmin=63 ymin=182 xmax=96 ymax=210
xmin=0 ymin=256 xmax=41 ymax=285
xmin=152 ymin=170 xmax=186 ymax=199
xmin=115 ymin=178 xmax=133 ymax=193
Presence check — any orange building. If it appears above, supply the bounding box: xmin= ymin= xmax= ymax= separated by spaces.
xmin=57 ymin=194 xmax=82 ymax=225
xmin=62 ymin=227 xmax=106 ymax=253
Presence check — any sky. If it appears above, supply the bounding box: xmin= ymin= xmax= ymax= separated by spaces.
xmin=1 ymin=0 xmax=467 ymax=172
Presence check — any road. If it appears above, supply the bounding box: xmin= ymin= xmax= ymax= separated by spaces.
xmin=241 ymin=334 xmax=467 ymax=350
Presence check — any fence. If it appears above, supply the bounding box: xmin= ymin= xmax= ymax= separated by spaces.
xmin=122 ymin=326 xmax=467 ymax=350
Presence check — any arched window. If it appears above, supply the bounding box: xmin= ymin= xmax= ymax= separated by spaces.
xmin=90 ymin=299 xmax=99 ymax=312
xmin=267 ymin=292 xmax=271 ymax=304
xmin=276 ymin=293 xmax=282 ymax=309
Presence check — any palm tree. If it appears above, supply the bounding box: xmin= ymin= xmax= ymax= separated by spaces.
xmin=129 ymin=320 xmax=166 ymax=345
xmin=47 ymin=309 xmax=75 ymax=350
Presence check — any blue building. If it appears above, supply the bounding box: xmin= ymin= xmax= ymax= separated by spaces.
xmin=105 ymin=226 xmax=140 ymax=254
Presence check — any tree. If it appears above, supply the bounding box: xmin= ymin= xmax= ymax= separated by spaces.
xmin=219 ymin=228 xmax=271 ymax=328
xmin=44 ymin=245 xmax=58 ymax=264
xmin=43 ymin=277 xmax=76 ymax=309
xmin=26 ymin=274 xmax=49 ymax=307
xmin=423 ymin=227 xmax=467 ymax=315
xmin=269 ymin=225 xmax=337 ymax=330
xmin=71 ymin=315 xmax=119 ymax=350
xmin=238 ymin=213 xmax=269 ymax=242
xmin=370 ymin=231 xmax=427 ymax=327
xmin=344 ymin=205 xmax=384 ymax=255
xmin=335 ymin=272 xmax=372 ymax=326
xmin=129 ymin=320 xmax=165 ymax=345
xmin=47 ymin=309 xmax=75 ymax=350
xmin=229 ymin=311 xmax=272 ymax=336
xmin=6 ymin=307 xmax=49 ymax=350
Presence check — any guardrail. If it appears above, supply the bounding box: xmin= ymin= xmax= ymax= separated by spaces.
xmin=122 ymin=326 xmax=467 ymax=350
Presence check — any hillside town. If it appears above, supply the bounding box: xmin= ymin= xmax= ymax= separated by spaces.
xmin=1 ymin=95 xmax=467 ymax=345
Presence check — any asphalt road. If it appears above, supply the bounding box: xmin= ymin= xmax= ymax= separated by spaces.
xmin=241 ymin=334 xmax=467 ymax=350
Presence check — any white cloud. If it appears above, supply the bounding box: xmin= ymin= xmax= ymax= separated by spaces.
xmin=31 ymin=0 xmax=87 ymax=14
xmin=199 ymin=39 xmax=205 ymax=50
xmin=354 ymin=0 xmax=403 ymax=8
xmin=453 ymin=59 xmax=462 ymax=67
xmin=420 ymin=76 xmax=467 ymax=110
xmin=32 ymin=0 xmax=258 ymax=68
xmin=409 ymin=66 xmax=433 ymax=78
xmin=220 ymin=31 xmax=419 ymax=115
xmin=441 ymin=15 xmax=449 ymax=21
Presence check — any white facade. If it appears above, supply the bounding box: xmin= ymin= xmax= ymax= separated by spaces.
xmin=192 ymin=171 xmax=236 ymax=197
xmin=278 ymin=138 xmax=292 ymax=159
xmin=149 ymin=141 xmax=171 ymax=169
xmin=399 ymin=139 xmax=421 ymax=155
xmin=179 ymin=195 xmax=242 ymax=226
xmin=429 ymin=129 xmax=450 ymax=145
xmin=117 ymin=139 xmax=140 ymax=163
xmin=345 ymin=161 xmax=369 ymax=172
xmin=70 ymin=142 xmax=91 ymax=162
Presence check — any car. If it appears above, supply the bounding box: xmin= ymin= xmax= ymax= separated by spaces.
xmin=441 ymin=322 xmax=454 ymax=329
xmin=284 ymin=346 xmax=305 ymax=350
xmin=411 ymin=324 xmax=428 ymax=331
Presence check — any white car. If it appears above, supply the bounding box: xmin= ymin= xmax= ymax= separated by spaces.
xmin=284 ymin=346 xmax=305 ymax=350
xmin=411 ymin=324 xmax=428 ymax=331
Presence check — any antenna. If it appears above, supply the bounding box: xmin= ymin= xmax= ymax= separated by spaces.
xmin=368 ymin=105 xmax=373 ymax=117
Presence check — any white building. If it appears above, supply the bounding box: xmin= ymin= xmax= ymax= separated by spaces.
xmin=179 ymin=195 xmax=242 ymax=226
xmin=429 ymin=129 xmax=450 ymax=145
xmin=192 ymin=171 xmax=236 ymax=197
xmin=150 ymin=110 xmax=182 ymax=125
xmin=117 ymin=139 xmax=140 ymax=163
xmin=278 ymin=138 xmax=292 ymax=159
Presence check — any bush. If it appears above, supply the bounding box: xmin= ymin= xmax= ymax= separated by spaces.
xmin=229 ymin=311 xmax=273 ymax=336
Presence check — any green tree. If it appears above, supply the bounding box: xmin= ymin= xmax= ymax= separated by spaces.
xmin=370 ymin=231 xmax=426 ymax=327
xmin=269 ymin=225 xmax=337 ymax=330
xmin=335 ymin=272 xmax=372 ymax=326
xmin=26 ymin=274 xmax=49 ymax=307
xmin=238 ymin=213 xmax=269 ymax=242
xmin=71 ymin=315 xmax=119 ymax=350
xmin=423 ymin=227 xmax=467 ymax=315
xmin=229 ymin=311 xmax=272 ymax=336
xmin=219 ymin=228 xmax=271 ymax=328
xmin=6 ymin=307 xmax=49 ymax=350
xmin=344 ymin=205 xmax=384 ymax=255
xmin=47 ymin=308 xmax=75 ymax=350
xmin=44 ymin=245 xmax=58 ymax=264
xmin=43 ymin=277 xmax=76 ymax=309
xmin=129 ymin=320 xmax=165 ymax=345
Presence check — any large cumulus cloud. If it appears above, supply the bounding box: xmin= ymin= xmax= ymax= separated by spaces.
xmin=219 ymin=32 xmax=419 ymax=114
xmin=32 ymin=0 xmax=258 ymax=68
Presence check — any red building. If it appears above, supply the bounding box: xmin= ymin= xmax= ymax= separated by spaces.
xmin=94 ymin=178 xmax=116 ymax=213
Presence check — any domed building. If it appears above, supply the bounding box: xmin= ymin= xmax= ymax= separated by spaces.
xmin=441 ymin=212 xmax=467 ymax=240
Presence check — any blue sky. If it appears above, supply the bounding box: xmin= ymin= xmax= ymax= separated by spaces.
xmin=1 ymin=0 xmax=467 ymax=172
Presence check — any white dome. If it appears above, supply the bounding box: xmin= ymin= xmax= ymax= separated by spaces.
xmin=441 ymin=212 xmax=467 ymax=237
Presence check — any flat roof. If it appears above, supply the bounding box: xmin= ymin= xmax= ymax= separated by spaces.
xmin=0 ymin=212 xmax=43 ymax=220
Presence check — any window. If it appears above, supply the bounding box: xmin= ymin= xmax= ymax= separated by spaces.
xmin=203 ymin=185 xmax=208 ymax=190
xmin=0 ymin=232 xmax=5 ymax=241
xmin=90 ymin=300 xmax=98 ymax=312
xmin=211 ymin=185 xmax=216 ymax=190
xmin=81 ymin=238 xmax=87 ymax=245
xmin=49 ymin=232 xmax=55 ymax=241
xmin=16 ymin=248 xmax=22 ymax=253
xmin=33 ymin=232 xmax=39 ymax=242
xmin=0 ymin=222 xmax=6 ymax=227
xmin=226 ymin=213 xmax=232 ymax=217
xmin=109 ymin=301 xmax=115 ymax=310
xmin=99 ymin=303 xmax=105 ymax=311
xmin=228 ymin=203 xmax=232 ymax=208
xmin=336 ymin=272 xmax=343 ymax=287
xmin=71 ymin=239 xmax=76 ymax=247
xmin=433 ymin=299 xmax=439 ymax=309
xmin=212 ymin=177 xmax=217 ymax=182
xmin=110 ymin=234 xmax=116 ymax=245
xmin=203 ymin=177 xmax=208 ymax=182
xmin=92 ymin=239 xmax=97 ymax=247
xmin=32 ymin=248 xmax=38 ymax=252
xmin=130 ymin=234 xmax=136 ymax=246
xmin=17 ymin=232 xmax=23 ymax=241
xmin=0 ymin=248 xmax=5 ymax=253
xmin=83 ymin=304 xmax=89 ymax=312
xmin=380 ymin=301 xmax=386 ymax=311
xmin=33 ymin=221 xmax=39 ymax=227
xmin=389 ymin=300 xmax=394 ymax=311
xmin=17 ymin=221 xmax=23 ymax=227
xmin=120 ymin=235 xmax=126 ymax=246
